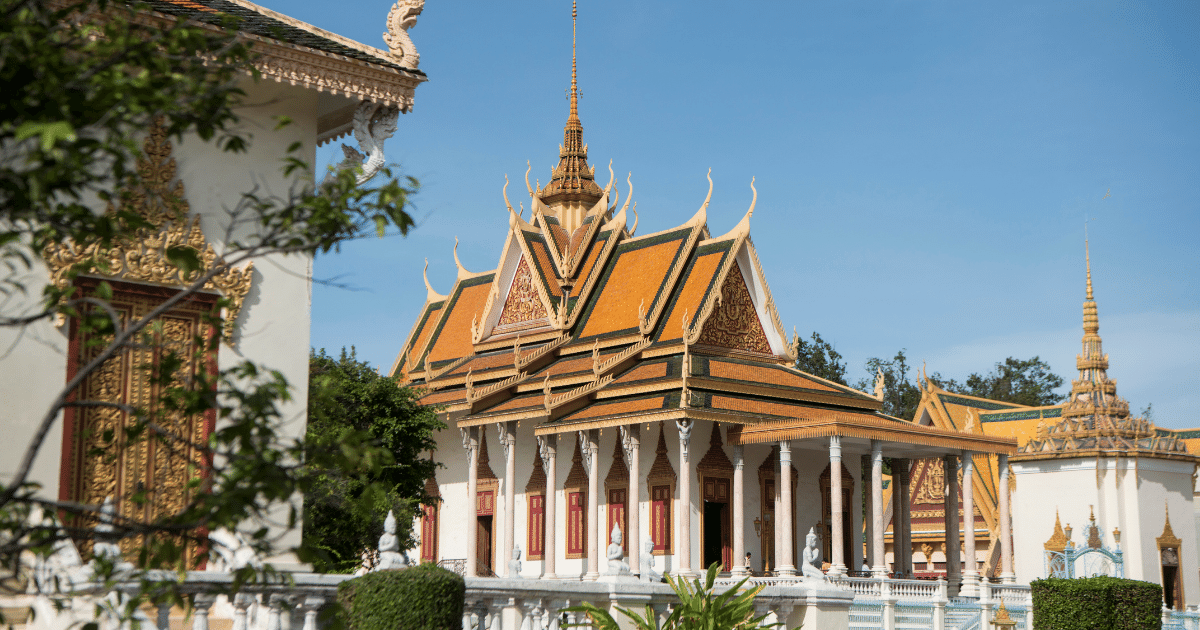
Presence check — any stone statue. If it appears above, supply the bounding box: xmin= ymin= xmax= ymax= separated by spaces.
xmin=376 ymin=510 xmax=409 ymax=570
xmin=607 ymin=524 xmax=631 ymax=575
xmin=92 ymin=497 xmax=132 ymax=572
xmin=508 ymin=544 xmax=523 ymax=577
xmin=801 ymin=527 xmax=824 ymax=580
xmin=208 ymin=528 xmax=263 ymax=572
xmin=639 ymin=539 xmax=661 ymax=582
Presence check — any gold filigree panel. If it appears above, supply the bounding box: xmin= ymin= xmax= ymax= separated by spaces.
xmin=497 ymin=258 xmax=547 ymax=327
xmin=913 ymin=459 xmax=965 ymax=506
xmin=696 ymin=261 xmax=771 ymax=354
xmin=42 ymin=118 xmax=252 ymax=343
xmin=65 ymin=286 xmax=215 ymax=565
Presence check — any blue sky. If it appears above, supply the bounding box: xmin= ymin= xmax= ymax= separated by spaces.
xmin=260 ymin=0 xmax=1199 ymax=427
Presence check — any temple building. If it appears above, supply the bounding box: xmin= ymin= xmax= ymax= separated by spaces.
xmin=881 ymin=242 xmax=1199 ymax=607
xmin=391 ymin=3 xmax=1015 ymax=588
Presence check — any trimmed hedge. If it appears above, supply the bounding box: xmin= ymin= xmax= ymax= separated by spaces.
xmin=1031 ymin=576 xmax=1162 ymax=630
xmin=338 ymin=565 xmax=466 ymax=630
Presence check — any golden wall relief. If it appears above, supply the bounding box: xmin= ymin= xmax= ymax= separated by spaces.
xmin=497 ymin=258 xmax=547 ymax=327
xmin=41 ymin=118 xmax=252 ymax=343
xmin=64 ymin=283 xmax=216 ymax=565
xmin=912 ymin=458 xmax=964 ymax=506
xmin=696 ymin=261 xmax=771 ymax=354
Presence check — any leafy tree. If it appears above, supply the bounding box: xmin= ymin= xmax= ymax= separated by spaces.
xmin=565 ymin=562 xmax=779 ymax=630
xmin=940 ymin=357 xmax=1065 ymax=406
xmin=303 ymin=348 xmax=444 ymax=573
xmin=0 ymin=0 xmax=419 ymax=618
xmin=793 ymin=331 xmax=848 ymax=386
xmin=855 ymin=350 xmax=925 ymax=421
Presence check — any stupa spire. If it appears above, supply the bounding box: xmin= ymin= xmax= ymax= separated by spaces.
xmin=536 ymin=0 xmax=603 ymax=232
xmin=1063 ymin=235 xmax=1129 ymax=426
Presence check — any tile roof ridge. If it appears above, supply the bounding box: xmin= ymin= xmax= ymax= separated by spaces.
xmin=216 ymin=0 xmax=404 ymax=68
xmin=711 ymin=177 xmax=756 ymax=242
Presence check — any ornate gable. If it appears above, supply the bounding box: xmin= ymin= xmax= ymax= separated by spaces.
xmin=497 ymin=258 xmax=549 ymax=327
xmin=696 ymin=261 xmax=770 ymax=354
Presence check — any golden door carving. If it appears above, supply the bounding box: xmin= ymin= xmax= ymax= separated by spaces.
xmin=64 ymin=283 xmax=216 ymax=566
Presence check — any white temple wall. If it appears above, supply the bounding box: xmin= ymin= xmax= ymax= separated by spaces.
xmin=0 ymin=79 xmax=316 ymax=562
xmin=1010 ymin=461 xmax=1098 ymax=583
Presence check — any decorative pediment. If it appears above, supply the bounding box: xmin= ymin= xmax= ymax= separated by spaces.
xmin=42 ymin=118 xmax=253 ymax=343
xmin=497 ymin=258 xmax=549 ymax=327
xmin=695 ymin=260 xmax=771 ymax=354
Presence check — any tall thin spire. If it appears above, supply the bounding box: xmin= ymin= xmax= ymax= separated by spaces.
xmin=1063 ymin=235 xmax=1130 ymax=427
xmin=536 ymin=0 xmax=603 ymax=230
xmin=570 ymin=0 xmax=578 ymax=120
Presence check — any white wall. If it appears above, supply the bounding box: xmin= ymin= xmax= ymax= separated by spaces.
xmin=0 ymin=77 xmax=319 ymax=565
xmin=1013 ymin=455 xmax=1198 ymax=606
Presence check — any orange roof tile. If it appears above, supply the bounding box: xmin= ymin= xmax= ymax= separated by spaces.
xmin=400 ymin=302 xmax=443 ymax=373
xmin=425 ymin=277 xmax=494 ymax=365
xmin=577 ymin=233 xmax=689 ymax=339
xmin=574 ymin=232 xmax=608 ymax=288
xmin=707 ymin=360 xmax=841 ymax=393
xmin=612 ymin=360 xmax=671 ymax=385
xmin=445 ymin=351 xmax=515 ymax=377
xmin=480 ymin=392 xmax=543 ymax=414
xmin=419 ymin=388 xmax=468 ymax=406
xmin=525 ymin=235 xmax=564 ymax=298
xmin=558 ymin=395 xmax=670 ymax=422
xmin=708 ymin=395 xmax=883 ymax=422
xmin=659 ymin=249 xmax=726 ymax=342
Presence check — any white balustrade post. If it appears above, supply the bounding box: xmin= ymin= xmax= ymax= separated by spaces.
xmin=960 ymin=451 xmax=979 ymax=597
xmin=538 ymin=435 xmax=558 ymax=579
xmin=998 ymin=454 xmax=1015 ymax=583
xmin=777 ymin=440 xmax=796 ymax=576
xmin=677 ymin=420 xmax=695 ymax=577
xmin=732 ymin=443 xmax=747 ymax=576
xmin=829 ymin=436 xmax=847 ymax=576
xmin=623 ymin=425 xmax=641 ymax=577
xmin=301 ymin=598 xmax=323 ymax=630
xmin=881 ymin=578 xmax=896 ymax=630
xmin=979 ymin=580 xmax=994 ymax=630
xmin=500 ymin=422 xmax=517 ymax=577
xmin=192 ymin=595 xmax=214 ymax=630
xmin=464 ymin=427 xmax=480 ymax=578
xmin=871 ymin=441 xmax=886 ymax=578
xmin=156 ymin=602 xmax=171 ymax=630
xmin=933 ymin=578 xmax=947 ymax=630
xmin=943 ymin=454 xmax=961 ymax=596
xmin=231 ymin=594 xmax=251 ymax=630
xmin=266 ymin=595 xmax=283 ymax=630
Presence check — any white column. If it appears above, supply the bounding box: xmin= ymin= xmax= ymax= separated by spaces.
xmin=829 ymin=436 xmax=846 ymax=576
xmin=676 ymin=420 xmax=695 ymax=577
xmin=999 ymin=453 xmax=1015 ymax=583
xmin=900 ymin=459 xmax=913 ymax=576
xmin=960 ymin=451 xmax=978 ymax=596
xmin=584 ymin=429 xmax=600 ymax=580
xmin=777 ymin=440 xmax=796 ymax=576
xmin=538 ymin=435 xmax=557 ymax=579
xmin=871 ymin=440 xmax=886 ymax=578
xmin=499 ymin=422 xmax=517 ymax=577
xmin=623 ymin=425 xmax=641 ymax=576
xmin=464 ymin=427 xmax=479 ymax=578
xmin=943 ymin=454 xmax=961 ymax=595
xmin=732 ymin=443 xmax=747 ymax=576
xmin=863 ymin=454 xmax=873 ymax=572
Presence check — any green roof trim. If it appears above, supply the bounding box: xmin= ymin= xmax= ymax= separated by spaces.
xmin=938 ymin=394 xmax=1022 ymax=411
xmin=981 ymin=407 xmax=1063 ymax=422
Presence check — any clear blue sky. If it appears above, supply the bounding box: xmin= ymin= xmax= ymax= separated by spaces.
xmin=259 ymin=0 xmax=1199 ymax=427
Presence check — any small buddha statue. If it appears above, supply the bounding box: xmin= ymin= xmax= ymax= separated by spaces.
xmin=801 ymin=527 xmax=824 ymax=580
xmin=607 ymin=524 xmax=631 ymax=575
xmin=508 ymin=544 xmax=523 ymax=577
xmin=639 ymin=539 xmax=661 ymax=582
xmin=376 ymin=510 xmax=409 ymax=570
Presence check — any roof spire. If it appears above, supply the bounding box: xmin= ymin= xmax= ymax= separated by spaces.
xmin=570 ymin=0 xmax=578 ymax=120
xmin=1085 ymin=231 xmax=1094 ymax=301
xmin=536 ymin=0 xmax=603 ymax=220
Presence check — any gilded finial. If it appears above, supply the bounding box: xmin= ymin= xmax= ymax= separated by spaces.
xmin=453 ymin=237 xmax=471 ymax=276
xmin=422 ymin=258 xmax=446 ymax=301
xmin=525 ymin=161 xmax=534 ymax=197
xmin=570 ymin=0 xmax=578 ymax=119
xmin=630 ymin=202 xmax=639 ymax=235
xmin=1085 ymin=233 xmax=1093 ymax=301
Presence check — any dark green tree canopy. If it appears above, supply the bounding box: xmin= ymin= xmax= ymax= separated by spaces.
xmin=304 ymin=348 xmax=444 ymax=573
xmin=793 ymin=331 xmax=848 ymax=386
xmin=940 ymin=356 xmax=1065 ymax=407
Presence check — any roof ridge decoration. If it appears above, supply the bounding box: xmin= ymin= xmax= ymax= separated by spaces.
xmin=423 ymin=258 xmax=446 ymax=302
xmin=43 ymin=117 xmax=253 ymax=344
xmin=383 ymin=0 xmax=423 ymax=69
xmin=1044 ymin=509 xmax=1067 ymax=552
xmin=712 ymin=177 xmax=756 ymax=242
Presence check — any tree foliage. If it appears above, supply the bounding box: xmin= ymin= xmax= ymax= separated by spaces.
xmin=792 ymin=331 xmax=848 ymax=386
xmin=304 ymin=348 xmax=444 ymax=574
xmin=855 ymin=349 xmax=925 ymax=420
xmin=1 ymin=0 xmax=421 ymax=615
xmin=939 ymin=357 xmax=1065 ymax=407
xmin=565 ymin=563 xmax=780 ymax=630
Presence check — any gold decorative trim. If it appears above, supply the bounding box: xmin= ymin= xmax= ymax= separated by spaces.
xmin=731 ymin=415 xmax=1018 ymax=453
xmin=43 ymin=118 xmax=252 ymax=343
xmin=1044 ymin=510 xmax=1068 ymax=552
xmin=1158 ymin=503 xmax=1181 ymax=550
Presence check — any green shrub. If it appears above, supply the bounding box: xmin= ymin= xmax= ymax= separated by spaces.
xmin=338 ymin=565 xmax=465 ymax=630
xmin=1031 ymin=576 xmax=1162 ymax=630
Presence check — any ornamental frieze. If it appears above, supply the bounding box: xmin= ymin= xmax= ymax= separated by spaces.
xmin=696 ymin=261 xmax=771 ymax=354
xmin=43 ymin=118 xmax=253 ymax=343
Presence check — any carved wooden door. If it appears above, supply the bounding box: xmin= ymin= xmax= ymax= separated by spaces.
xmin=61 ymin=280 xmax=217 ymax=565
xmin=607 ymin=487 xmax=627 ymax=553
